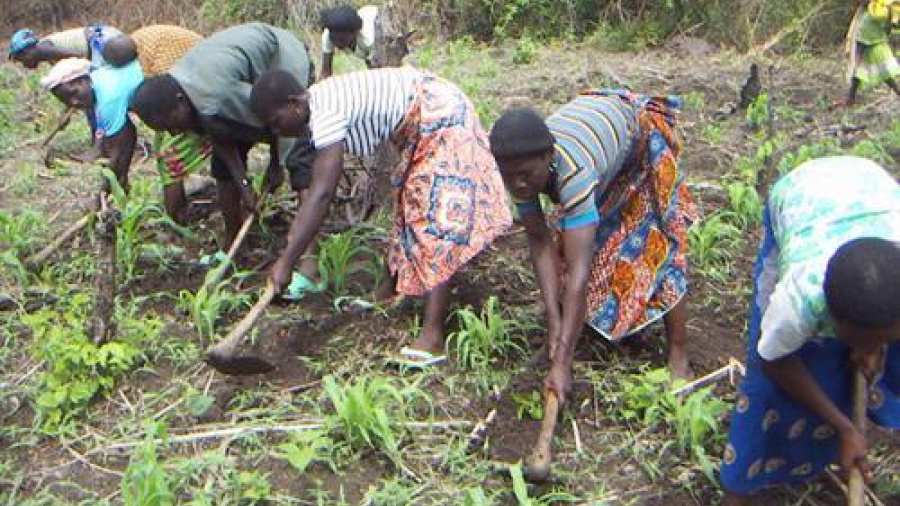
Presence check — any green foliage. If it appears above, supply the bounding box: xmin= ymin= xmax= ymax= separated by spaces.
xmin=615 ymin=367 xmax=728 ymax=482
xmin=687 ymin=211 xmax=742 ymax=281
xmin=177 ymin=272 xmax=251 ymax=340
xmin=724 ymin=181 xmax=763 ymax=228
xmin=121 ymin=422 xmax=174 ymax=506
xmin=512 ymin=36 xmax=540 ymax=64
xmin=273 ymin=429 xmax=342 ymax=474
xmin=508 ymin=462 xmax=579 ymax=505
xmin=23 ymin=295 xmax=145 ymax=433
xmin=699 ymin=122 xmax=724 ymax=145
xmin=0 ymin=209 xmax=46 ymax=284
xmin=420 ymin=0 xmax=851 ymax=51
xmin=446 ymin=296 xmax=530 ymax=375
xmin=232 ymin=471 xmax=272 ymax=505
xmin=101 ymin=171 xmax=195 ymax=284
xmin=323 ymin=375 xmax=428 ymax=466
xmin=776 ymin=137 xmax=841 ymax=175
xmin=745 ymin=93 xmax=770 ymax=131
xmin=510 ymin=390 xmax=544 ymax=420
xmin=463 ymin=487 xmax=496 ymax=506
xmin=317 ymin=229 xmax=369 ymax=297
xmin=199 ymin=0 xmax=287 ymax=28
xmin=361 ymin=477 xmax=423 ymax=506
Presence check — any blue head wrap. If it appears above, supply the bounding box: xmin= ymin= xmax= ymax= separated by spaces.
xmin=9 ymin=28 xmax=40 ymax=56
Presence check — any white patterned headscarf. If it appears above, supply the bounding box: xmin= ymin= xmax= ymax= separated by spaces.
xmin=40 ymin=57 xmax=91 ymax=90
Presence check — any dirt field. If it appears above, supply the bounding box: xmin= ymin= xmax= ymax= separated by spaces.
xmin=1 ymin=37 xmax=898 ymax=506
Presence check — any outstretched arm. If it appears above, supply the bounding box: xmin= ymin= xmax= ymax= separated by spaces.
xmin=544 ymin=223 xmax=597 ymax=403
xmin=521 ymin=209 xmax=563 ymax=354
xmin=269 ymin=143 xmax=344 ymax=291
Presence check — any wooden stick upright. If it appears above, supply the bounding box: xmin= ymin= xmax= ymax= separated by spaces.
xmin=847 ymin=369 xmax=867 ymax=506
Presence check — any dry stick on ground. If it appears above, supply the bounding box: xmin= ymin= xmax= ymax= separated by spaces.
xmin=95 ymin=419 xmax=474 ymax=453
xmin=25 ymin=212 xmax=94 ymax=269
xmin=670 ymin=357 xmax=746 ymax=396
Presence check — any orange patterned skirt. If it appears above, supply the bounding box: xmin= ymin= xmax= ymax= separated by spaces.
xmin=578 ymin=90 xmax=697 ymax=340
xmin=388 ymin=73 xmax=512 ymax=296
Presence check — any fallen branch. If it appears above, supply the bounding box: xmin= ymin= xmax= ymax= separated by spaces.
xmin=96 ymin=419 xmax=473 ymax=454
xmin=572 ymin=420 xmax=584 ymax=455
xmin=465 ymin=408 xmax=497 ymax=452
xmin=25 ymin=212 xmax=94 ymax=268
xmin=748 ymin=1 xmax=827 ymax=55
xmin=670 ymin=357 xmax=746 ymax=396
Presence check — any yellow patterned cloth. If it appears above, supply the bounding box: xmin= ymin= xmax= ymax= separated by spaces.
xmin=131 ymin=25 xmax=202 ymax=76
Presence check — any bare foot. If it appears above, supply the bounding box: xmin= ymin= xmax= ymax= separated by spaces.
xmin=298 ymin=255 xmax=320 ymax=283
xmin=668 ymin=347 xmax=693 ymax=383
xmin=374 ymin=277 xmax=398 ymax=303
xmin=407 ymin=325 xmax=445 ymax=355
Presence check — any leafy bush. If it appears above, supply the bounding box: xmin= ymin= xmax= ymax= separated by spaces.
xmin=615 ymin=367 xmax=728 ymax=482
xmin=322 ymin=375 xmax=429 ymax=467
xmin=121 ymin=422 xmax=174 ymax=506
xmin=317 ymin=229 xmax=370 ymax=297
xmin=24 ymin=294 xmax=146 ymax=434
xmin=446 ymin=296 xmax=530 ymax=373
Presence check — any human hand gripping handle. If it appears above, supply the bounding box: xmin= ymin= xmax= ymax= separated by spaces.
xmin=269 ymin=255 xmax=294 ymax=296
xmin=239 ymin=178 xmax=259 ymax=216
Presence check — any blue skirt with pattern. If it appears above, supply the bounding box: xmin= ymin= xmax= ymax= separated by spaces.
xmin=719 ymin=206 xmax=900 ymax=494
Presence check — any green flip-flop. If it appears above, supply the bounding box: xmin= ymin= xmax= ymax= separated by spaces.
xmin=283 ymin=272 xmax=326 ymax=301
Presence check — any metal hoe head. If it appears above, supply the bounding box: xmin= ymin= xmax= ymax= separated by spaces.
xmin=204 ymin=349 xmax=275 ymax=376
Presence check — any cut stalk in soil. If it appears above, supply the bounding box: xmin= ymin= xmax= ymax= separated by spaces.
xmin=204 ymin=281 xmax=277 ymax=375
xmin=524 ymin=389 xmax=560 ymax=483
xmin=87 ymin=193 xmax=117 ymax=345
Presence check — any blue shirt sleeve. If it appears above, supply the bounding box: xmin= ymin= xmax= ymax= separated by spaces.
xmin=557 ymin=208 xmax=600 ymax=230
xmin=91 ymin=60 xmax=143 ymax=139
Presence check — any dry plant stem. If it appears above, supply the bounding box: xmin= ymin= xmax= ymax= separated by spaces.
xmin=670 ymin=359 xmax=745 ymax=396
xmin=572 ymin=419 xmax=584 ymax=455
xmin=465 ymin=408 xmax=497 ymax=451
xmin=61 ymin=444 xmax=123 ymax=478
xmin=88 ymin=194 xmax=117 ymax=345
xmin=99 ymin=419 xmax=473 ymax=452
xmin=848 ymin=369 xmax=867 ymax=506
xmin=26 ymin=212 xmax=93 ymax=267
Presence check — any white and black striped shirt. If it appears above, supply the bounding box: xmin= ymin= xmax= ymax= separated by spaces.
xmin=308 ymin=67 xmax=419 ymax=156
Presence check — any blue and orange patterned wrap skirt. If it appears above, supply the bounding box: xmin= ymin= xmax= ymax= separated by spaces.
xmin=579 ymin=90 xmax=697 ymax=340
xmin=389 ymin=73 xmax=512 ymax=296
